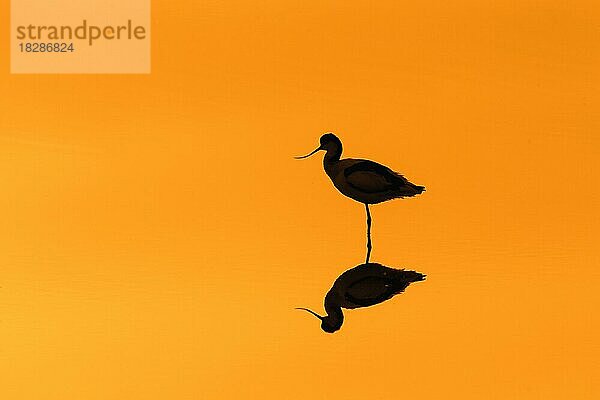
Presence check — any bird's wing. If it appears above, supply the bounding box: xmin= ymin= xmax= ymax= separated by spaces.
xmin=345 ymin=276 xmax=395 ymax=307
xmin=343 ymin=160 xmax=407 ymax=193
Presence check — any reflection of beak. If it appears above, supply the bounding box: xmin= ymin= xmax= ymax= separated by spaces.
xmin=295 ymin=307 xmax=324 ymax=320
xmin=294 ymin=146 xmax=323 ymax=159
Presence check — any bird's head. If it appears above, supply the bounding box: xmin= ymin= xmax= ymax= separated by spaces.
xmin=295 ymin=307 xmax=342 ymax=334
xmin=319 ymin=133 xmax=340 ymax=148
xmin=320 ymin=319 xmax=341 ymax=333
xmin=295 ymin=133 xmax=342 ymax=160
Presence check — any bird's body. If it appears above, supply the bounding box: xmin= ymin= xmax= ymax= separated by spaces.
xmin=324 ymin=157 xmax=425 ymax=205
xmin=296 ymin=133 xmax=425 ymax=262
xmin=297 ymin=263 xmax=425 ymax=333
xmin=299 ymin=133 xmax=424 ymax=204
xmin=328 ymin=263 xmax=424 ymax=309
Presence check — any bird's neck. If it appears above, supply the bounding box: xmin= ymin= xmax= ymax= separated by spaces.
xmin=324 ymin=296 xmax=344 ymax=328
xmin=323 ymin=145 xmax=342 ymax=165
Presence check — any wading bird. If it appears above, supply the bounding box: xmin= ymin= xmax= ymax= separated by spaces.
xmin=296 ymin=263 xmax=425 ymax=333
xmin=296 ymin=133 xmax=425 ymax=263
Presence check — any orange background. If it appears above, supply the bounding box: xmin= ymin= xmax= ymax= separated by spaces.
xmin=1 ymin=1 xmax=599 ymax=399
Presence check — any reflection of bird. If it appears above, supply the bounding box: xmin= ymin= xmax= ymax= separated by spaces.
xmin=296 ymin=133 xmax=425 ymax=263
xmin=296 ymin=263 xmax=425 ymax=333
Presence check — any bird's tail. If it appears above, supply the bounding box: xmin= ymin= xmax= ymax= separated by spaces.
xmin=397 ymin=182 xmax=425 ymax=197
xmin=410 ymin=184 xmax=425 ymax=195
xmin=399 ymin=269 xmax=426 ymax=283
xmin=387 ymin=269 xmax=426 ymax=296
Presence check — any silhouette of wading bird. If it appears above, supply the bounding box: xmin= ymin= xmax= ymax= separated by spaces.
xmin=296 ymin=133 xmax=425 ymax=263
xmin=296 ymin=263 xmax=425 ymax=333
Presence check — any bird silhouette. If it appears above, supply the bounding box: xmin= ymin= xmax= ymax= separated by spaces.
xmin=296 ymin=133 xmax=425 ymax=263
xmin=296 ymin=263 xmax=425 ymax=333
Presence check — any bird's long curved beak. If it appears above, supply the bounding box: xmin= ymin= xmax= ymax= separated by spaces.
xmin=295 ymin=307 xmax=324 ymax=320
xmin=294 ymin=146 xmax=322 ymax=159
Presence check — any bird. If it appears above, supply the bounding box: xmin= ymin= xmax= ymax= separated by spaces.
xmin=296 ymin=133 xmax=425 ymax=263
xmin=296 ymin=263 xmax=425 ymax=333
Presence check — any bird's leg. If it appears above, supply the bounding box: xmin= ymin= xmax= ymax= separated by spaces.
xmin=365 ymin=204 xmax=372 ymax=263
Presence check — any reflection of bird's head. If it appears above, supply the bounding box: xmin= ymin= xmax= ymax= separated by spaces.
xmin=296 ymin=307 xmax=343 ymax=334
xmin=320 ymin=319 xmax=341 ymax=333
